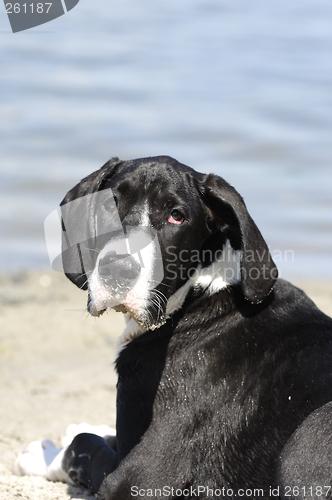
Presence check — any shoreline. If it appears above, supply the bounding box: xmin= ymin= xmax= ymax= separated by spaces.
xmin=0 ymin=271 xmax=331 ymax=499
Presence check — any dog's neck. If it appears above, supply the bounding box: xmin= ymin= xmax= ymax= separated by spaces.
xmin=114 ymin=239 xmax=241 ymax=360
xmin=166 ymin=239 xmax=241 ymax=315
xmin=114 ymin=284 xmax=239 ymax=362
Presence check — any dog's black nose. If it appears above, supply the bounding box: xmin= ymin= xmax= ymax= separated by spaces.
xmin=98 ymin=251 xmax=141 ymax=281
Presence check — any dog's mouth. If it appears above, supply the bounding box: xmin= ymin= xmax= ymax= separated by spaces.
xmin=86 ymin=277 xmax=167 ymax=330
xmin=87 ymin=294 xmax=167 ymax=331
xmin=88 ymin=302 xmax=129 ymax=317
xmin=112 ymin=304 xmax=129 ymax=314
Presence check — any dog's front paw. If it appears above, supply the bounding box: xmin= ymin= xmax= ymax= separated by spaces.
xmin=63 ymin=433 xmax=116 ymax=492
xmin=13 ymin=440 xmax=73 ymax=484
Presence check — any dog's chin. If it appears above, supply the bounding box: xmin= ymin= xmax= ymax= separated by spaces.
xmin=115 ymin=306 xmax=167 ymax=332
xmin=134 ymin=314 xmax=167 ymax=332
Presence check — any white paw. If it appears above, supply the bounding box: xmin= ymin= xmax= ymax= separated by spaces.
xmin=61 ymin=423 xmax=116 ymax=448
xmin=13 ymin=440 xmax=72 ymax=484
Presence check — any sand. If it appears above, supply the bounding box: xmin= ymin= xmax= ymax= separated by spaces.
xmin=0 ymin=271 xmax=331 ymax=499
xmin=0 ymin=271 xmax=125 ymax=499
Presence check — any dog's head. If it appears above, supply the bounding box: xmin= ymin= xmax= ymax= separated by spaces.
xmin=60 ymin=156 xmax=278 ymax=331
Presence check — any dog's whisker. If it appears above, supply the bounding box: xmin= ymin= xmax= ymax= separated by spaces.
xmin=150 ymin=290 xmax=167 ymax=305
xmin=84 ymin=247 xmax=102 ymax=254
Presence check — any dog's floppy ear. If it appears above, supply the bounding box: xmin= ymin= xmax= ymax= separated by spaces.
xmin=60 ymin=157 xmax=122 ymax=290
xmin=200 ymin=173 xmax=278 ymax=303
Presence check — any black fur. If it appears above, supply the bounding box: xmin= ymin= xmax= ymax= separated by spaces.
xmin=61 ymin=156 xmax=332 ymax=499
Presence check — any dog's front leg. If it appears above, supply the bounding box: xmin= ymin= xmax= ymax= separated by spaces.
xmin=66 ymin=432 xmax=184 ymax=500
xmin=95 ymin=438 xmax=188 ymax=500
xmin=62 ymin=433 xmax=118 ymax=492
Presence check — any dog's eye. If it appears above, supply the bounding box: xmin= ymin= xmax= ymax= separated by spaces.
xmin=167 ymin=210 xmax=184 ymax=225
xmin=104 ymin=197 xmax=118 ymax=213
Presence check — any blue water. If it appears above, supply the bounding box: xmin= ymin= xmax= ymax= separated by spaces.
xmin=1 ymin=0 xmax=332 ymax=280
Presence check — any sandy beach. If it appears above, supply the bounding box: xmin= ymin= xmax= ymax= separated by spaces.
xmin=0 ymin=271 xmax=331 ymax=500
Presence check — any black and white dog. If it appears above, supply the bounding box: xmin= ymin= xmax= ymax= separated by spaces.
xmin=14 ymin=156 xmax=332 ymax=499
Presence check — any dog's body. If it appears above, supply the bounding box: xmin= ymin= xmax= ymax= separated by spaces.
xmin=14 ymin=157 xmax=332 ymax=499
